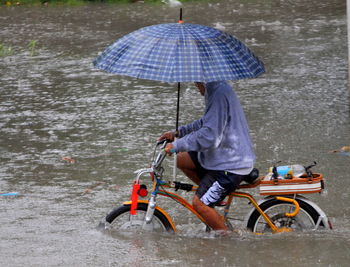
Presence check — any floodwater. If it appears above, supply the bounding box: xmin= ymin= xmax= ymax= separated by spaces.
xmin=0 ymin=0 xmax=349 ymax=266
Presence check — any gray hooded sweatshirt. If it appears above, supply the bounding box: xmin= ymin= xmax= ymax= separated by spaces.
xmin=172 ymin=81 xmax=255 ymax=173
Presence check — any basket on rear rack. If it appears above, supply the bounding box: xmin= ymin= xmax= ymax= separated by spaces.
xmin=259 ymin=173 xmax=324 ymax=196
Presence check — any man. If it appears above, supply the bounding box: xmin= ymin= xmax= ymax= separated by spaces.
xmin=159 ymin=81 xmax=256 ymax=232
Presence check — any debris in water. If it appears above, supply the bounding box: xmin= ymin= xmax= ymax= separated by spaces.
xmin=62 ymin=156 xmax=76 ymax=163
xmin=329 ymin=146 xmax=350 ymax=156
xmin=0 ymin=192 xmax=19 ymax=197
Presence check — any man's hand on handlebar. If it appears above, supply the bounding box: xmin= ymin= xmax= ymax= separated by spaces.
xmin=158 ymin=131 xmax=178 ymax=155
xmin=158 ymin=131 xmax=176 ymax=142
xmin=164 ymin=143 xmax=175 ymax=156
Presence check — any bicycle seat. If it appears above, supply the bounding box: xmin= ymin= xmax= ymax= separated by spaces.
xmin=241 ymin=168 xmax=260 ymax=184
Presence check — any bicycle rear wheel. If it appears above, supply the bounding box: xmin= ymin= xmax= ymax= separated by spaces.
xmin=105 ymin=203 xmax=174 ymax=232
xmin=247 ymin=198 xmax=323 ymax=233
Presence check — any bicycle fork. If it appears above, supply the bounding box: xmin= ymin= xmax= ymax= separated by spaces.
xmin=142 ymin=193 xmax=157 ymax=230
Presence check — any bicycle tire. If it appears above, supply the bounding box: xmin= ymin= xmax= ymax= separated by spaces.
xmin=105 ymin=203 xmax=174 ymax=232
xmin=247 ymin=198 xmax=324 ymax=233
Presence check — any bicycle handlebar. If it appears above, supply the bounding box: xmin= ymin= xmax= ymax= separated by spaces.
xmin=153 ymin=139 xmax=171 ymax=170
xmin=156 ymin=139 xmax=168 ymax=147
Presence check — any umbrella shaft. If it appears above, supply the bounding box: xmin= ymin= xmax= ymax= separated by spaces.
xmin=173 ymin=145 xmax=177 ymax=179
xmin=176 ymin=82 xmax=180 ymax=132
xmin=174 ymin=81 xmax=180 ymax=180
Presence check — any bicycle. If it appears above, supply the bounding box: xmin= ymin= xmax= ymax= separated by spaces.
xmin=102 ymin=140 xmax=332 ymax=234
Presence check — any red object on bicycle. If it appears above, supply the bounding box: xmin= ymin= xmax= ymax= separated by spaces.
xmin=130 ymin=182 xmax=140 ymax=215
xmin=138 ymin=185 xmax=148 ymax=197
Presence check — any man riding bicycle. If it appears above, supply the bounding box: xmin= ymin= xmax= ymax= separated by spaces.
xmin=159 ymin=81 xmax=256 ymax=232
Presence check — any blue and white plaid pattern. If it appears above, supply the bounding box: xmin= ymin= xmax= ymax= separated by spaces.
xmin=94 ymin=23 xmax=265 ymax=82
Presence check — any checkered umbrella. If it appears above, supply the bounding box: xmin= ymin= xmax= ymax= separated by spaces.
xmin=94 ymin=17 xmax=265 ymax=179
xmin=93 ymin=22 xmax=265 ymax=82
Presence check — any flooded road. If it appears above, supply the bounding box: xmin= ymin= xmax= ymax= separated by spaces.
xmin=1 ymin=0 xmax=349 ymax=266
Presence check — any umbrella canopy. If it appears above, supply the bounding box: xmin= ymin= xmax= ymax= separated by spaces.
xmin=93 ymin=22 xmax=265 ymax=82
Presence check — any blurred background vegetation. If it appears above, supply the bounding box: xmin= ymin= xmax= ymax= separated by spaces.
xmin=0 ymin=0 xmax=192 ymax=6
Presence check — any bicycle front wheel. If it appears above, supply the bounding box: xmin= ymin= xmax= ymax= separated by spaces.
xmin=105 ymin=203 xmax=174 ymax=232
xmin=247 ymin=198 xmax=322 ymax=233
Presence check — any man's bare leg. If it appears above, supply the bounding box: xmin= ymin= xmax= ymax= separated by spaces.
xmin=176 ymin=152 xmax=229 ymax=231
xmin=176 ymin=152 xmax=200 ymax=185
xmin=192 ymin=195 xmax=228 ymax=231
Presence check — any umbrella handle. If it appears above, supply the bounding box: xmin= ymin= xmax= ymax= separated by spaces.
xmin=173 ymin=154 xmax=177 ymax=179
xmin=173 ymin=137 xmax=177 ymax=179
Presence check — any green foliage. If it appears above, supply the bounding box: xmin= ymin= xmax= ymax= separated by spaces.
xmin=0 ymin=40 xmax=41 ymax=57
xmin=0 ymin=43 xmax=14 ymax=57
xmin=2 ymin=0 xmax=86 ymax=6
xmin=28 ymin=40 xmax=38 ymax=56
xmin=47 ymin=0 xmax=86 ymax=6
xmin=104 ymin=0 xmax=131 ymax=4
xmin=1 ymin=0 xmax=185 ymax=6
